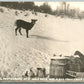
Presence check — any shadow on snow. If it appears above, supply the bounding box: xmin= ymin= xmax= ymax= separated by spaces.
xmin=30 ymin=35 xmax=69 ymax=43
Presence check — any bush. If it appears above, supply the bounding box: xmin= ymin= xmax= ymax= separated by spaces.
xmin=15 ymin=11 xmax=18 ymax=16
xmin=0 ymin=8 xmax=4 ymax=13
xmin=45 ymin=14 xmax=48 ymax=17
xmin=3 ymin=70 xmax=8 ymax=78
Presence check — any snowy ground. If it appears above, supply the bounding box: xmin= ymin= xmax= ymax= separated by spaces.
xmin=0 ymin=6 xmax=84 ymax=77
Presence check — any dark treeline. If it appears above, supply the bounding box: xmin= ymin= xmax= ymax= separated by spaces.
xmin=0 ymin=2 xmax=84 ymax=19
xmin=0 ymin=2 xmax=53 ymax=14
xmin=0 ymin=2 xmax=35 ymax=10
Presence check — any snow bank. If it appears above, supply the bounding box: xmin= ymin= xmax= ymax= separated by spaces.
xmin=0 ymin=6 xmax=84 ymax=77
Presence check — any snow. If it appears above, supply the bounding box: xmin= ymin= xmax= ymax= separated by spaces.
xmin=0 ymin=6 xmax=84 ymax=77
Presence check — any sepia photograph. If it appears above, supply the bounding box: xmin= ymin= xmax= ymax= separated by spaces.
xmin=0 ymin=1 xmax=84 ymax=82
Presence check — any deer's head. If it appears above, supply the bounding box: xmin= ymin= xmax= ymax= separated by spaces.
xmin=31 ymin=19 xmax=37 ymax=24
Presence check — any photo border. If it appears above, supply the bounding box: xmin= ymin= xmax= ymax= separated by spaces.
xmin=0 ymin=0 xmax=84 ymax=83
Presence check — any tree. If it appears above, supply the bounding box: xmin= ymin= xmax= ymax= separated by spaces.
xmin=39 ymin=2 xmax=52 ymax=14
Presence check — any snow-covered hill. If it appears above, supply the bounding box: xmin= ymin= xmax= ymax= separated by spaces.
xmin=0 ymin=6 xmax=84 ymax=77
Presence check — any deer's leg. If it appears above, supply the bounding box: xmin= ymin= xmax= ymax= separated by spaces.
xmin=26 ymin=29 xmax=29 ymax=38
xmin=19 ymin=28 xmax=22 ymax=35
xmin=15 ymin=27 xmax=19 ymax=36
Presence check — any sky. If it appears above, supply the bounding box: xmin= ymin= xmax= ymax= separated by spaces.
xmin=34 ymin=2 xmax=84 ymax=11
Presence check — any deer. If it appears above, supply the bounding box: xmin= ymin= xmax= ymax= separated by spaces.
xmin=15 ymin=19 xmax=37 ymax=38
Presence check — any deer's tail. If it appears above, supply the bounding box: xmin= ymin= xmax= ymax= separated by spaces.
xmin=15 ymin=20 xmax=17 ymax=26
